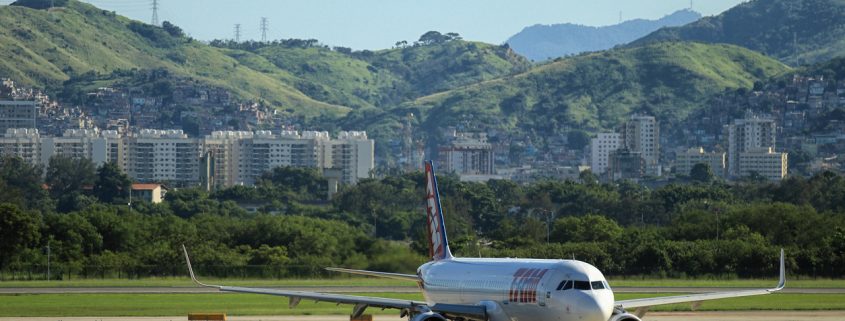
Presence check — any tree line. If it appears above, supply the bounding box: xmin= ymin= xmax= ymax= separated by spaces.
xmin=1 ymin=155 xmax=844 ymax=279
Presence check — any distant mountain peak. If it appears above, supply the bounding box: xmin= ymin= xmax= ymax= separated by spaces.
xmin=506 ymin=9 xmax=702 ymax=62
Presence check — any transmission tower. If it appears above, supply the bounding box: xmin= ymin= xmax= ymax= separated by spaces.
xmin=151 ymin=0 xmax=159 ymax=26
xmin=260 ymin=17 xmax=269 ymax=42
xmin=234 ymin=24 xmax=241 ymax=42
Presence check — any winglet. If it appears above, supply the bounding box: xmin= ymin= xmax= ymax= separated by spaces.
xmin=773 ymin=248 xmax=786 ymax=291
xmin=181 ymin=245 xmax=220 ymax=288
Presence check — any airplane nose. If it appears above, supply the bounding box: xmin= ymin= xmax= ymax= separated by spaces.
xmin=575 ymin=292 xmax=612 ymax=321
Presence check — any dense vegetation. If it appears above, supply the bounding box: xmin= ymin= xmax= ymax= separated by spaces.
xmin=0 ymin=1 xmax=527 ymax=117
xmin=631 ymin=0 xmax=845 ymax=66
xmin=1 ymin=155 xmax=844 ymax=279
xmin=372 ymin=42 xmax=789 ymax=146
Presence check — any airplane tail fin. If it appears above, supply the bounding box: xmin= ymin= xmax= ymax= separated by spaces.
xmin=424 ymin=160 xmax=453 ymax=261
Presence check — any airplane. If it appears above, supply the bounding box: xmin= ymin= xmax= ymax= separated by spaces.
xmin=182 ymin=160 xmax=786 ymax=321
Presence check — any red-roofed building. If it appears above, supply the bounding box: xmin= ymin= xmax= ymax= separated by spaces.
xmin=131 ymin=183 xmax=167 ymax=204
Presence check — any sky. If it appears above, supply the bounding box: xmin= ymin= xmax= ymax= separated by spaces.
xmin=5 ymin=0 xmax=748 ymax=49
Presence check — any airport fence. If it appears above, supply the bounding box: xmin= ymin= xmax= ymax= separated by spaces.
xmin=0 ymin=264 xmax=338 ymax=281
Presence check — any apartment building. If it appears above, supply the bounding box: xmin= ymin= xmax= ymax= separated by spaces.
xmin=438 ymin=132 xmax=494 ymax=175
xmin=727 ymin=116 xmax=776 ymax=177
xmin=621 ymin=115 xmax=660 ymax=175
xmin=0 ymin=128 xmax=41 ymax=166
xmin=590 ymin=133 xmax=621 ymax=175
xmin=0 ymin=128 xmax=374 ymax=188
xmin=738 ymin=147 xmax=788 ymax=181
xmin=123 ymin=129 xmax=202 ymax=187
xmin=0 ymin=100 xmax=36 ymax=134
xmin=675 ymin=147 xmax=726 ymax=178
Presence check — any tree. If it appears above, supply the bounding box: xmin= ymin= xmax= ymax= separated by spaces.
xmin=0 ymin=203 xmax=41 ymax=268
xmin=259 ymin=166 xmax=326 ymax=200
xmin=161 ymin=21 xmax=184 ymax=38
xmin=93 ymin=162 xmax=132 ymax=204
xmin=689 ymin=163 xmax=715 ymax=183
xmin=46 ymin=155 xmax=96 ymax=212
xmin=419 ymin=31 xmax=446 ymax=45
xmin=0 ymin=157 xmax=46 ymax=209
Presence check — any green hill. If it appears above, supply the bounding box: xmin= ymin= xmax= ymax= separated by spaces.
xmin=630 ymin=0 xmax=845 ymax=66
xmin=0 ymin=1 xmax=528 ymax=116
xmin=222 ymin=40 xmax=530 ymax=110
xmin=393 ymin=42 xmax=789 ymax=139
xmin=0 ymin=1 xmax=348 ymax=116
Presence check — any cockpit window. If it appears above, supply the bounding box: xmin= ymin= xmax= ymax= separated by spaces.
xmin=556 ymin=280 xmax=572 ymax=290
xmin=573 ymin=281 xmax=591 ymax=290
xmin=591 ymin=281 xmax=605 ymax=290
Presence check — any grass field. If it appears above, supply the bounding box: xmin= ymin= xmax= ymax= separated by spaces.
xmin=2 ymin=277 xmax=844 ymax=289
xmin=0 ymin=292 xmax=842 ymax=317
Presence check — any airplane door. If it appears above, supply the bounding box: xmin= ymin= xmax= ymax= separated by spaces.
xmin=537 ymin=282 xmax=547 ymax=307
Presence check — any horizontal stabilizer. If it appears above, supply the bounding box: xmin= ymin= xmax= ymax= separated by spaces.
xmin=325 ymin=267 xmax=420 ymax=282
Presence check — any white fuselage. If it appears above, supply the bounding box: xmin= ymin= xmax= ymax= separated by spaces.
xmin=418 ymin=258 xmax=614 ymax=321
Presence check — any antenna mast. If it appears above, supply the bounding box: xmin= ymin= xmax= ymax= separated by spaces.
xmin=234 ymin=24 xmax=241 ymax=42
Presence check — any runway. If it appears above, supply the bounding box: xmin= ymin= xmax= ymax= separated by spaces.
xmin=0 ymin=311 xmax=842 ymax=321
xmin=1 ymin=286 xmax=842 ymax=294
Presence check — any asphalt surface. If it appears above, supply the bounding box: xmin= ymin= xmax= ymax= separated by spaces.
xmin=1 ymin=286 xmax=843 ymax=294
xmin=0 ymin=312 xmax=843 ymax=321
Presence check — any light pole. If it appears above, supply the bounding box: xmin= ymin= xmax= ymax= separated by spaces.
xmin=46 ymin=241 xmax=50 ymax=281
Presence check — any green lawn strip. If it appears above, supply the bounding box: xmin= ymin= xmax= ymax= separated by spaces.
xmin=615 ymin=293 xmax=845 ymax=311
xmin=608 ymin=278 xmax=845 ymax=289
xmin=0 ymin=293 xmax=421 ymax=317
xmin=0 ymin=293 xmax=842 ymax=317
xmin=0 ymin=277 xmax=415 ymax=288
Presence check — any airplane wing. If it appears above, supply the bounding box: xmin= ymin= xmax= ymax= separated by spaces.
xmin=615 ymin=249 xmax=786 ymax=311
xmin=181 ymin=245 xmax=486 ymax=320
xmin=324 ymin=267 xmax=420 ymax=282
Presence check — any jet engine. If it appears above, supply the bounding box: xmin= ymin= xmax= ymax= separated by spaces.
xmin=410 ymin=312 xmax=446 ymax=321
xmin=608 ymin=312 xmax=642 ymax=321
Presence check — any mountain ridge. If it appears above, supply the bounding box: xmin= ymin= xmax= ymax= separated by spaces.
xmin=507 ymin=9 xmax=701 ymax=62
xmin=631 ymin=0 xmax=845 ymax=66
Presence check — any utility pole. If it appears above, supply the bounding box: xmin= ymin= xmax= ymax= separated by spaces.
xmin=46 ymin=241 xmax=51 ymax=281
xmin=234 ymin=24 xmax=241 ymax=42
xmin=151 ymin=0 xmax=159 ymax=26
xmin=260 ymin=17 xmax=269 ymax=42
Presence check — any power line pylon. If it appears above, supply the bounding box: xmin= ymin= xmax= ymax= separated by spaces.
xmin=260 ymin=17 xmax=269 ymax=42
xmin=151 ymin=0 xmax=159 ymax=26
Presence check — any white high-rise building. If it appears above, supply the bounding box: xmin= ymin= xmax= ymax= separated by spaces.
xmin=590 ymin=133 xmax=621 ymax=175
xmin=727 ymin=116 xmax=776 ymax=177
xmin=0 ymin=128 xmax=375 ymax=189
xmin=0 ymin=100 xmax=36 ymax=134
xmin=738 ymin=147 xmax=788 ymax=181
xmin=124 ymin=129 xmax=202 ymax=186
xmin=0 ymin=128 xmax=41 ymax=166
xmin=330 ymin=131 xmax=375 ymax=184
xmin=621 ymin=115 xmax=660 ymax=175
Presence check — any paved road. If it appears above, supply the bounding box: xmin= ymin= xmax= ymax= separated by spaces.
xmin=1 ymin=286 xmax=843 ymax=294
xmin=0 ymin=311 xmax=842 ymax=321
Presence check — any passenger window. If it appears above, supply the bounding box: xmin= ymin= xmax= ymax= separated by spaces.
xmin=591 ymin=281 xmax=605 ymax=290
xmin=557 ymin=280 xmax=572 ymax=291
xmin=574 ymin=281 xmax=590 ymax=290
